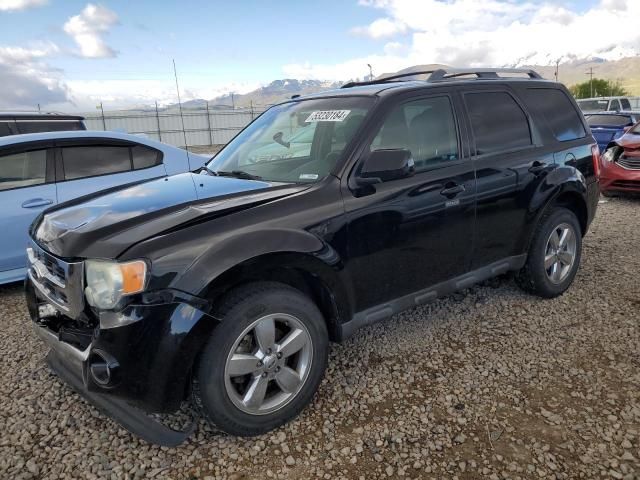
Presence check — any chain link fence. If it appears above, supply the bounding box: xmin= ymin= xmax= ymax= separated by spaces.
xmin=82 ymin=105 xmax=271 ymax=148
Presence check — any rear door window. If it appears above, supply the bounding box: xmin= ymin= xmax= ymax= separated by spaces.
xmin=0 ymin=149 xmax=47 ymax=191
xmin=464 ymin=91 xmax=532 ymax=155
xmin=621 ymin=98 xmax=631 ymax=110
xmin=61 ymin=145 xmax=132 ymax=180
xmin=522 ymin=88 xmax=586 ymax=142
xmin=608 ymin=100 xmax=621 ymax=112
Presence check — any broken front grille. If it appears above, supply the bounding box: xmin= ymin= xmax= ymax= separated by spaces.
xmin=27 ymin=241 xmax=85 ymax=319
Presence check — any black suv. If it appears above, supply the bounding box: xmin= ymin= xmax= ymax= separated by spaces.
xmin=25 ymin=68 xmax=600 ymax=445
xmin=0 ymin=112 xmax=86 ymax=136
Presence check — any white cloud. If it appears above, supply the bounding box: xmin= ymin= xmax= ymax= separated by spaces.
xmin=0 ymin=0 xmax=47 ymax=11
xmin=63 ymin=3 xmax=119 ymax=58
xmin=351 ymin=17 xmax=407 ymax=38
xmin=285 ymin=0 xmax=640 ymax=80
xmin=0 ymin=43 xmax=70 ymax=109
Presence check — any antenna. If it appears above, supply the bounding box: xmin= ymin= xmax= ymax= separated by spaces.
xmin=173 ymin=59 xmax=192 ymax=168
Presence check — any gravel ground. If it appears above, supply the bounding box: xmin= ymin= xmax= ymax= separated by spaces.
xmin=1 ymin=197 xmax=639 ymax=480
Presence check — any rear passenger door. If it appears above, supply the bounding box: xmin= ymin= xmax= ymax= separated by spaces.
xmin=55 ymin=141 xmax=166 ymax=203
xmin=462 ymin=88 xmax=547 ymax=269
xmin=0 ymin=145 xmax=57 ymax=276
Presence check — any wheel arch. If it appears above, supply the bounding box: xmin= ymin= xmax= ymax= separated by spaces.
xmin=200 ymin=251 xmax=352 ymax=342
xmin=522 ymin=177 xmax=589 ymax=253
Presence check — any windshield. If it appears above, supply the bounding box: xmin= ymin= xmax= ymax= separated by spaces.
xmin=207 ymin=97 xmax=373 ymax=183
xmin=578 ymin=99 xmax=608 ymax=111
xmin=586 ymin=114 xmax=633 ymax=127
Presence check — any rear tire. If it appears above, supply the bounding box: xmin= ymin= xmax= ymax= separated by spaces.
xmin=515 ymin=207 xmax=582 ymax=298
xmin=193 ymin=282 xmax=328 ymax=436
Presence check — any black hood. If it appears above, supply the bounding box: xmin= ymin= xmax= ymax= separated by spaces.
xmin=34 ymin=172 xmax=308 ymax=259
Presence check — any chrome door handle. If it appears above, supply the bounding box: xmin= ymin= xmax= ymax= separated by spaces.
xmin=440 ymin=184 xmax=465 ymax=197
xmin=22 ymin=198 xmax=53 ymax=208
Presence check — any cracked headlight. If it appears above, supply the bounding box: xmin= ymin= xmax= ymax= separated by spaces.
xmin=85 ymin=260 xmax=147 ymax=310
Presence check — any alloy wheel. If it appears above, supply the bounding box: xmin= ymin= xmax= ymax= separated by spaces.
xmin=544 ymin=222 xmax=577 ymax=284
xmin=223 ymin=313 xmax=313 ymax=415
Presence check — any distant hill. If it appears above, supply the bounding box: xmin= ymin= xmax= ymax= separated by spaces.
xmin=132 ymin=56 xmax=640 ymax=116
xmin=163 ymin=79 xmax=345 ymax=112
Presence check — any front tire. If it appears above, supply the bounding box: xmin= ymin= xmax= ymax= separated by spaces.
xmin=194 ymin=282 xmax=329 ymax=436
xmin=515 ymin=207 xmax=582 ymax=298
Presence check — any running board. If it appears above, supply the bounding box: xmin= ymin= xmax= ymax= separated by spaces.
xmin=339 ymin=255 xmax=527 ymax=340
xmin=46 ymin=351 xmax=195 ymax=447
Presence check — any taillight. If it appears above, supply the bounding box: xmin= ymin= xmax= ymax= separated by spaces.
xmin=591 ymin=144 xmax=601 ymax=178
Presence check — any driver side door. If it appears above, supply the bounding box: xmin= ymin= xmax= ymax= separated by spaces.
xmin=342 ymin=93 xmax=476 ymax=314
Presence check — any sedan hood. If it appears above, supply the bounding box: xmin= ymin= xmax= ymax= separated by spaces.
xmin=34 ymin=172 xmax=307 ymax=259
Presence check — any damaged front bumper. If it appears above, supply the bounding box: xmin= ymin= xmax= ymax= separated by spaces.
xmin=26 ymin=277 xmax=215 ymax=447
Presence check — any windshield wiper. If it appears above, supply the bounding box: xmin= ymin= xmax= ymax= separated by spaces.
xmin=215 ymin=170 xmax=263 ymax=180
xmin=198 ymin=165 xmax=218 ymax=176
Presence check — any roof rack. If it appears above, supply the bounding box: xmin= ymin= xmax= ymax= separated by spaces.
xmin=429 ymin=68 xmax=543 ymax=81
xmin=341 ymin=67 xmax=543 ymax=89
xmin=341 ymin=70 xmax=437 ymax=89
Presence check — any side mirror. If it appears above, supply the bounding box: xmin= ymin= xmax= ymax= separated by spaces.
xmin=358 ymin=148 xmax=414 ymax=184
xmin=273 ymin=132 xmax=290 ymax=149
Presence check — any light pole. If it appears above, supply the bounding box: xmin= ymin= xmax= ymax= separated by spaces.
xmin=367 ymin=63 xmax=373 ymax=81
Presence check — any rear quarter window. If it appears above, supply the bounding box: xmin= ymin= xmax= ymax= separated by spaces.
xmin=522 ymin=88 xmax=586 ymax=142
xmin=131 ymin=145 xmax=162 ymax=169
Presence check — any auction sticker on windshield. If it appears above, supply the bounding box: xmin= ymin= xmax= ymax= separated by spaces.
xmin=305 ymin=110 xmax=351 ymax=122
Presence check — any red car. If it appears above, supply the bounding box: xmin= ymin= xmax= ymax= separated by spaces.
xmin=600 ymin=121 xmax=640 ymax=196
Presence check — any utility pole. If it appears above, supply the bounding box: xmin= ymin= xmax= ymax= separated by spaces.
xmin=205 ymin=100 xmax=214 ymax=146
xmin=554 ymin=59 xmax=560 ymax=82
xmin=585 ymin=67 xmax=595 ymax=98
xmin=154 ymin=101 xmax=162 ymax=142
xmin=367 ymin=63 xmax=373 ymax=81
xmin=100 ymin=102 xmax=106 ymax=130
xmin=37 ymin=103 xmax=41 ymax=113
xmin=231 ymin=92 xmax=235 ymax=110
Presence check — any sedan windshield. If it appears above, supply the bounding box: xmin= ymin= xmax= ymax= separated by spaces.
xmin=207 ymin=97 xmax=374 ymax=183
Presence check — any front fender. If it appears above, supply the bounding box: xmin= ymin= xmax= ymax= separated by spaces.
xmin=174 ymin=228 xmax=340 ymax=294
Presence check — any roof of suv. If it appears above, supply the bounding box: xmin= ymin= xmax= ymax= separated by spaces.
xmin=298 ymin=68 xmax=557 ymax=100
xmin=0 ymin=112 xmax=85 ymax=121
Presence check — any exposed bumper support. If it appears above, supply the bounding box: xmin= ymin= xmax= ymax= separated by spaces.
xmin=30 ymin=301 xmax=197 ymax=447
xmin=45 ymin=347 xmax=195 ymax=447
